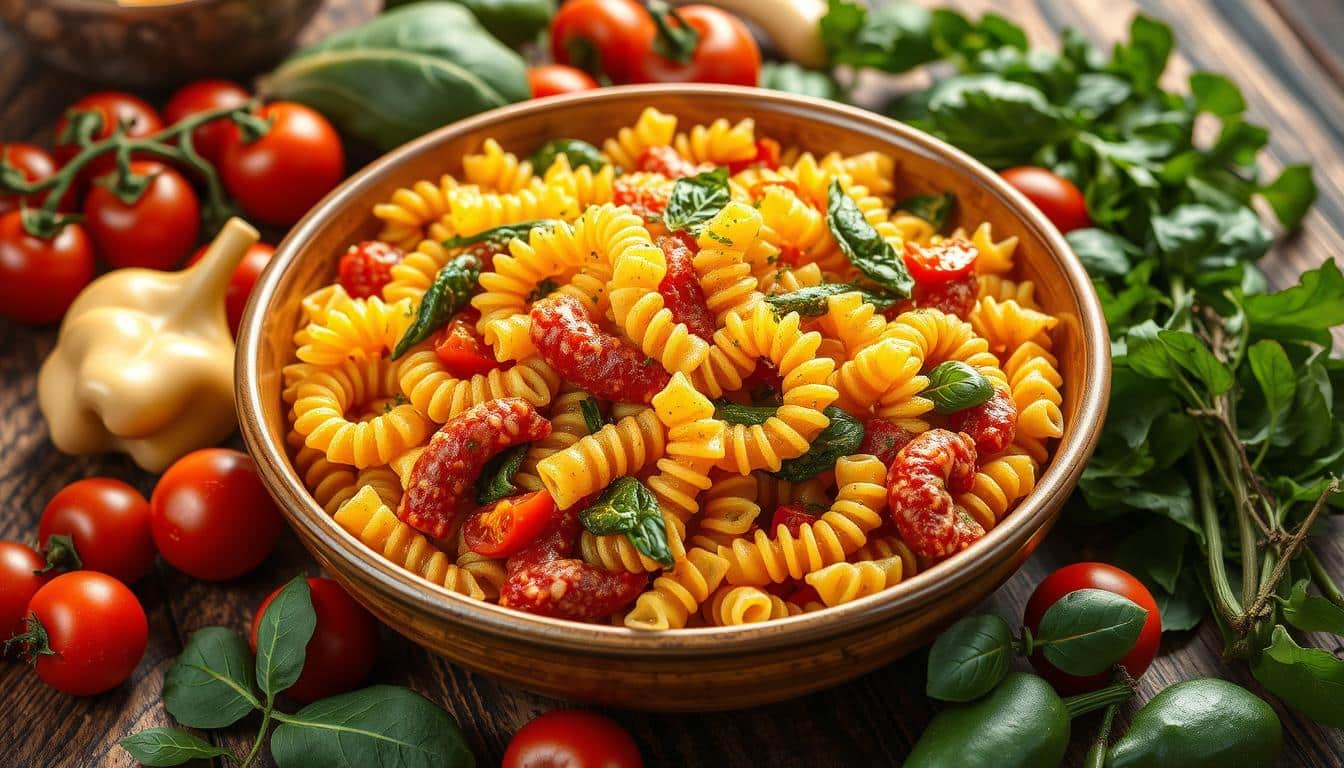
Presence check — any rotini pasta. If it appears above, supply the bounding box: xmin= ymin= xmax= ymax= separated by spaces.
xmin=805 ymin=556 xmax=905 ymax=607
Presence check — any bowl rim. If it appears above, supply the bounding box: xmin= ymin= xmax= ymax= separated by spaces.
xmin=237 ymin=83 xmax=1110 ymax=657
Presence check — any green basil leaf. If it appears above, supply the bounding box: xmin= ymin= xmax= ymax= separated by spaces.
xmin=664 ymin=167 xmax=730 ymax=235
xmin=441 ymin=220 xmax=558 ymax=249
xmin=475 ymin=443 xmax=530 ymax=506
xmin=917 ymin=74 xmax=1071 ymax=167
xmin=271 ymin=685 xmax=476 ymax=768
xmin=391 ymin=255 xmax=482 ymax=359
xmin=820 ymin=0 xmax=939 ymax=74
xmin=713 ymin=401 xmax=775 ymax=426
xmin=759 ymin=61 xmax=839 ymax=100
xmin=1189 ymin=72 xmax=1245 ymax=117
xmin=1151 ymin=570 xmax=1207 ymax=632
xmin=826 ymin=179 xmax=914 ymax=297
xmin=256 ymin=576 xmax=318 ymax=701
xmin=1243 ymin=260 xmax=1344 ymax=346
xmin=579 ymin=476 xmax=672 ymax=567
xmin=1252 ymin=625 xmax=1344 ymax=727
xmin=1034 ymin=588 xmax=1147 ymax=676
xmin=765 ymin=285 xmax=896 ymax=317
xmin=895 ymin=193 xmax=956 ymax=232
xmin=1156 ymin=329 xmax=1234 ymax=396
xmin=580 ymin=397 xmax=604 ymax=434
xmin=1149 ymin=205 xmax=1271 ymax=277
xmin=118 ymin=728 xmax=229 ymax=767
xmin=1258 ymin=164 xmax=1316 ymax=231
xmin=528 ymin=138 xmax=605 ymax=173
xmin=926 ymin=614 xmax=1014 ymax=702
xmin=408 ymin=0 xmax=554 ymax=48
xmin=163 ymin=627 xmax=260 ymax=728
xmin=775 ymin=406 xmax=865 ymax=482
xmin=1065 ymin=228 xmax=1139 ymax=277
xmin=1280 ymin=581 xmax=1344 ymax=636
xmin=1108 ymin=14 xmax=1173 ymax=94
xmin=1247 ymin=339 xmax=1295 ymax=438
xmin=925 ymin=361 xmax=995 ymax=414
xmin=262 ymin=3 xmax=529 ymax=150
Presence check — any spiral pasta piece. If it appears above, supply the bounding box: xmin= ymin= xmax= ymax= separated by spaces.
xmin=372 ymin=174 xmax=460 ymax=250
xmin=623 ymin=547 xmax=729 ymax=630
xmin=673 ymin=117 xmax=756 ymax=165
xmin=397 ymin=351 xmax=561 ymax=424
xmin=805 ymin=556 xmax=905 ymax=607
xmin=882 ymin=308 xmax=1008 ymax=390
xmin=688 ymin=474 xmax=761 ymax=552
xmin=453 ymin=529 xmax=507 ymax=600
xmin=754 ymin=472 xmax=832 ymax=513
xmin=850 ymin=535 xmax=919 ymax=572
xmin=288 ymin=427 xmax=358 ymax=515
xmin=694 ymin=201 xmax=766 ymax=323
xmin=704 ymin=585 xmax=799 ymax=625
xmin=836 ymin=151 xmax=895 ymax=198
xmin=970 ymin=297 xmax=1059 ymax=357
xmin=355 ymin=465 xmax=403 ymax=508
xmin=978 ymin=274 xmax=1039 ymax=309
xmin=608 ymin=225 xmax=712 ymax=373
xmin=295 ymin=296 xmax=413 ymax=366
xmin=514 ymin=387 xmax=594 ymax=493
xmin=1004 ymin=341 xmax=1064 ymax=441
xmin=958 ymin=452 xmax=1038 ymax=532
xmin=447 ymin=184 xmax=577 ymax=237
xmin=833 ymin=338 xmax=931 ymax=417
xmin=603 ymin=107 xmax=678 ymax=169
xmin=538 ymin=407 xmax=666 ymax=509
xmin=542 ymin=154 xmax=616 ymax=208
xmin=954 ymin=222 xmax=1017 ymax=275
xmin=462 ymin=138 xmax=535 ymax=193
xmin=293 ymin=358 xmax=432 ymax=468
xmin=381 ymin=239 xmax=457 ymax=305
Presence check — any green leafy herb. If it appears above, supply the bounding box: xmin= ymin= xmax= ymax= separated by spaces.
xmin=925 ymin=361 xmax=995 ymax=414
xmin=380 ymin=0 xmax=554 ymax=47
xmin=441 ymin=220 xmax=558 ymax=249
xmin=766 ymin=284 xmax=897 ymax=317
xmin=1279 ymin=581 xmax=1344 ymax=636
xmin=255 ymin=577 xmax=318 ymax=701
xmin=664 ymin=167 xmax=731 ymax=235
xmin=713 ymin=401 xmax=775 ymax=426
xmin=826 ymin=180 xmax=914 ymax=298
xmin=926 ymin=614 xmax=1014 ymax=702
xmin=1032 ymin=589 xmax=1147 ymax=676
xmin=475 ymin=443 xmax=530 ymax=506
xmin=774 ymin=407 xmax=865 ymax=482
xmin=580 ymin=397 xmax=604 ymax=434
xmin=1251 ymin=625 xmax=1344 ymax=727
xmin=162 ymin=627 xmax=260 ymax=729
xmin=579 ymin=477 xmax=672 ymax=567
xmin=759 ymin=61 xmax=839 ymax=100
xmin=895 ymin=192 xmax=956 ymax=231
xmin=820 ymin=0 xmax=939 ymax=74
xmin=528 ymin=138 xmax=604 ymax=173
xmin=391 ymin=255 xmax=481 ymax=359
xmin=118 ymin=728 xmax=230 ymax=767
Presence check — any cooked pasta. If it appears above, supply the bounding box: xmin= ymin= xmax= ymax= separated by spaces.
xmin=284 ymin=115 xmax=1068 ymax=628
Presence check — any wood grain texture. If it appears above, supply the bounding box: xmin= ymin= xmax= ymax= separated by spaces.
xmin=0 ymin=0 xmax=1341 ymax=766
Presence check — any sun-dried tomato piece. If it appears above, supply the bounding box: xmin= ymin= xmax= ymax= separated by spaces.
xmin=887 ymin=429 xmax=983 ymax=560
xmin=656 ymin=234 xmax=714 ymax=341
xmin=636 ymin=145 xmax=709 ymax=179
xmin=397 ymin=398 xmax=551 ymax=539
xmin=530 ymin=294 xmax=672 ymax=403
xmin=950 ymin=388 xmax=1017 ymax=458
xmin=613 ymin=177 xmax=671 ymax=221
xmin=770 ymin=504 xmax=819 ymax=536
xmin=506 ymin=505 xmax=582 ymax=571
xmin=785 ymin=583 xmax=822 ymax=607
xmin=860 ymin=418 xmax=917 ymax=466
xmin=913 ymin=272 xmax=978 ymax=319
xmin=499 ymin=558 xmax=647 ymax=621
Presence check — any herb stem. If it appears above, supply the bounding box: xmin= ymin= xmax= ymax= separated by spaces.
xmin=1063 ymin=681 xmax=1134 ymax=719
xmin=1084 ymin=702 xmax=1119 ymax=768
xmin=240 ymin=707 xmax=272 ymax=768
xmin=1194 ymin=450 xmax=1243 ymax=623
xmin=1238 ymin=479 xmax=1339 ymax=639
xmin=1304 ymin=546 xmax=1344 ymax=607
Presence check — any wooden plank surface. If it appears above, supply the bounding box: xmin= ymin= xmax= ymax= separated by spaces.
xmin=2 ymin=1 xmax=1342 ymax=766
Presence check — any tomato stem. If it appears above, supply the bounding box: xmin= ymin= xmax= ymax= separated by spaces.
xmin=645 ymin=1 xmax=700 ymax=63
xmin=239 ymin=707 xmax=272 ymax=768
xmin=2 ymin=611 xmax=55 ymax=662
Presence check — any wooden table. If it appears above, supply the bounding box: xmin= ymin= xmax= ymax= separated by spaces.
xmin=2 ymin=1 xmax=1342 ymax=766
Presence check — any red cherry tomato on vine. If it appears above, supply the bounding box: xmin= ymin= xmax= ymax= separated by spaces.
xmin=39 ymin=478 xmax=155 ymax=584
xmin=188 ymin=241 xmax=274 ymax=335
xmin=150 ymin=448 xmax=283 ymax=581
xmin=528 ymin=65 xmax=601 ymax=98
xmin=164 ymin=79 xmax=252 ymax=166
xmin=550 ymin=0 xmax=655 ymax=84
xmin=0 ymin=541 xmax=49 ymax=642
xmin=220 ymin=102 xmax=344 ymax=227
xmin=54 ymin=91 xmax=164 ymax=187
xmin=1000 ymin=166 xmax=1092 ymax=234
xmin=503 ymin=709 xmax=643 ymax=768
xmin=1023 ymin=562 xmax=1162 ymax=694
xmin=0 ymin=143 xmax=70 ymax=214
xmin=627 ymin=5 xmax=761 ymax=87
xmin=0 ymin=211 xmax=94 ymax=325
xmin=18 ymin=571 xmax=148 ymax=696
xmin=902 ymin=239 xmax=979 ymax=284
xmin=84 ymin=160 xmax=201 ymax=270
xmin=249 ymin=577 xmax=378 ymax=703
xmin=464 ymin=490 xmax=557 ymax=558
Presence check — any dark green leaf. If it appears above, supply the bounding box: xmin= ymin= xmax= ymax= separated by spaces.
xmin=1034 ymin=588 xmax=1148 ymax=676
xmin=1281 ymin=581 xmax=1344 ymax=636
xmin=925 ymin=361 xmax=995 ymax=414
xmin=926 ymin=614 xmax=1014 ymax=702
xmin=528 ymin=138 xmax=604 ymax=173
xmin=765 ymin=284 xmax=896 ymax=317
xmin=713 ymin=402 xmax=775 ymax=426
xmin=1113 ymin=521 xmax=1186 ymax=593
xmin=441 ymin=220 xmax=558 ymax=249
xmin=664 ymin=167 xmax=730 ymax=235
xmin=759 ymin=62 xmax=839 ymax=100
xmin=919 ymin=74 xmax=1071 ymax=166
xmin=119 ymin=728 xmax=229 ymax=767
xmin=475 ymin=443 xmax=530 ymax=506
xmin=1156 ymin=329 xmax=1234 ymax=396
xmin=1151 ymin=570 xmax=1207 ymax=632
xmin=894 ymin=192 xmax=956 ymax=231
xmin=1243 ymin=260 xmax=1344 ymax=346
xmin=580 ymin=397 xmax=603 ymax=434
xmin=1258 ymin=164 xmax=1316 ymax=230
xmin=163 ymin=627 xmax=260 ymax=728
xmin=820 ymin=0 xmax=938 ymax=73
xmin=256 ymin=576 xmax=317 ymax=700
xmin=1283 ymin=358 xmax=1335 ymax=457
xmin=1189 ymin=72 xmax=1245 ymax=117
xmin=579 ymin=477 xmax=671 ymax=567
xmin=1248 ymin=339 xmax=1295 ymax=442
xmin=1109 ymin=15 xmax=1173 ymax=94
xmin=1124 ymin=321 xmax=1177 ymax=381
xmin=774 ymin=407 xmax=865 ymax=482
xmin=1149 ymin=205 xmax=1271 ymax=276
xmin=271 ymin=685 xmax=476 ymax=768
xmin=1251 ymin=625 xmax=1344 ymax=727
xmin=1066 ymin=73 xmax=1132 ymax=118
xmin=826 ymin=179 xmax=914 ymax=297
xmin=1065 ymin=228 xmax=1138 ymax=277
xmin=392 ymin=255 xmax=482 ymax=359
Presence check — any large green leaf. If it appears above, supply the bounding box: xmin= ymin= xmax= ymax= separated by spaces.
xmin=163 ymin=628 xmax=260 ymax=729
xmin=255 ymin=577 xmax=318 ymax=701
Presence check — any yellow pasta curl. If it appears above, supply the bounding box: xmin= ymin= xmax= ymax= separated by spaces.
xmin=294 ymin=296 xmax=412 ymax=366
xmin=834 ymin=338 xmax=931 ymax=417
xmin=293 ymin=358 xmax=432 ymax=468
xmin=674 ymin=117 xmax=756 ymax=165
xmin=969 ymin=297 xmax=1059 ymax=357
xmin=978 ymin=274 xmax=1039 ymax=309
xmin=694 ymin=201 xmax=766 ymax=324
xmin=397 ymin=351 xmax=561 ymax=424
xmin=608 ymin=224 xmax=712 ymax=373
xmin=447 ymin=184 xmax=577 ymax=237
xmin=541 ymin=154 xmax=616 ymax=208
xmin=687 ymin=474 xmax=761 ymax=552
xmin=538 ymin=407 xmax=666 ymax=509
xmin=954 ymin=222 xmax=1018 ymax=275
xmin=805 ymin=556 xmax=905 ymax=607
xmin=288 ymin=427 xmax=357 ymax=515
xmin=381 ymin=239 xmax=456 ymax=305
xmin=704 ymin=585 xmax=799 ymax=626
xmin=1004 ymin=341 xmax=1065 ymax=442
xmin=958 ymin=453 xmax=1038 ymax=532
xmin=462 ymin=138 xmax=535 ymax=193
xmin=372 ymin=174 xmax=460 ymax=250
xmin=881 ymin=308 xmax=1008 ymax=390
xmin=623 ymin=547 xmax=729 ymax=630
xmin=603 ymin=107 xmax=677 ymax=169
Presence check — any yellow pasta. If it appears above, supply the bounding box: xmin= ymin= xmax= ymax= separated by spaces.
xmin=372 ymin=174 xmax=460 ymax=250
xmin=958 ymin=453 xmax=1038 ymax=532
xmin=398 ymin=351 xmax=561 ymax=424
xmin=603 ymin=107 xmax=677 ymax=168
xmin=704 ymin=585 xmax=798 ymax=626
xmin=805 ymin=556 xmax=905 ymax=607
xmin=293 ymin=358 xmax=432 ymax=468
xmin=295 ymin=296 xmax=412 ymax=366
xmin=447 ymin=184 xmax=577 ymax=237
xmin=462 ymin=138 xmax=535 ymax=193
xmin=674 ymin=117 xmax=757 ymax=165
xmin=694 ymin=201 xmax=766 ymax=323
xmin=970 ymin=296 xmax=1059 ymax=357
xmin=538 ymin=407 xmax=666 ymax=509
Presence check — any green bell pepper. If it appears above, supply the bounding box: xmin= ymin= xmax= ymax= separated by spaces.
xmin=1105 ymin=678 xmax=1281 ymax=768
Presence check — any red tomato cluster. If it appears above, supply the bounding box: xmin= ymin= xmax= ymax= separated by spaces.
xmin=0 ymin=83 xmax=343 ymax=327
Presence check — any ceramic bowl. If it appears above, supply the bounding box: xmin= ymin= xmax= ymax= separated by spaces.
xmin=236 ymin=85 xmax=1110 ymax=711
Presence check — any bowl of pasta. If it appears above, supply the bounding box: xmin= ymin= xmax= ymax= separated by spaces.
xmin=236 ymin=84 xmax=1109 ymax=710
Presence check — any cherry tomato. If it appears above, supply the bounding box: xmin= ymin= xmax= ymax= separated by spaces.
xmin=628 ymin=5 xmax=761 ymax=86
xmin=1023 ymin=562 xmax=1162 ymax=694
xmin=464 ymin=490 xmax=557 ymax=558
xmin=18 ymin=572 xmax=148 ymax=696
xmin=0 ymin=211 xmax=95 ymax=325
xmin=0 ymin=541 xmax=49 ymax=642
xmin=188 ymin=241 xmax=274 ymax=335
xmin=551 ymin=0 xmax=654 ymax=84
xmin=220 ymin=102 xmax=344 ymax=227
xmin=503 ymin=710 xmax=643 ymax=768
xmin=0 ymin=143 xmax=68 ymax=215
xmin=84 ymin=161 xmax=201 ymax=270
xmin=1000 ymin=166 xmax=1092 ymax=234
xmin=249 ymin=577 xmax=378 ymax=703
xmin=150 ymin=448 xmax=283 ymax=581
xmin=434 ymin=312 xmax=496 ymax=377
xmin=337 ymin=240 xmax=401 ymax=299
xmin=39 ymin=478 xmax=156 ymax=584
xmin=163 ymin=79 xmax=251 ymax=165
xmin=53 ymin=91 xmax=164 ymax=187
xmin=902 ymin=239 xmax=979 ymax=284
xmin=528 ymin=65 xmax=601 ymax=98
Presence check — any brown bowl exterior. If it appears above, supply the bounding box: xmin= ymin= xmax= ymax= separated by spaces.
xmin=1 ymin=0 xmax=322 ymax=88
xmin=236 ymin=85 xmax=1110 ymax=711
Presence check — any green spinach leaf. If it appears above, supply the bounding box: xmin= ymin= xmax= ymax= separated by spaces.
xmin=664 ymin=168 xmax=731 ymax=234
xmin=1251 ymin=626 xmax=1344 ymax=727
xmin=926 ymin=615 xmax=1014 ymax=702
xmin=255 ymin=577 xmax=318 ymax=701
xmin=579 ymin=477 xmax=672 ymax=567
xmin=163 ymin=628 xmax=260 ymax=729
xmin=766 ymin=284 xmax=896 ymax=317
xmin=119 ymin=728 xmax=230 ymax=767
xmin=826 ymin=179 xmax=914 ymax=297
xmin=528 ymin=139 xmax=604 ymax=173
xmin=475 ymin=443 xmax=530 ymax=506
xmin=392 ymin=255 xmax=482 ymax=359
xmin=774 ymin=407 xmax=865 ymax=482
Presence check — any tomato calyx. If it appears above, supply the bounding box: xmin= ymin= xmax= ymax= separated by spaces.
xmin=36 ymin=533 xmax=81 ymax=574
xmin=645 ymin=1 xmax=700 ymax=63
xmin=3 ymin=612 xmax=57 ymax=662
xmin=94 ymin=162 xmax=162 ymax=207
